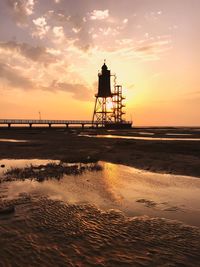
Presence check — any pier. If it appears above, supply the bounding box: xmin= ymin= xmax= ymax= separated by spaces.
xmin=0 ymin=119 xmax=99 ymax=129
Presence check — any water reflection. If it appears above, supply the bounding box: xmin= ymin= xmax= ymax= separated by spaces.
xmin=0 ymin=138 xmax=27 ymax=143
xmin=0 ymin=160 xmax=200 ymax=226
xmin=165 ymin=133 xmax=192 ymax=136
xmin=80 ymin=134 xmax=200 ymax=141
xmin=0 ymin=159 xmax=59 ymax=176
xmin=138 ymin=132 xmax=154 ymax=135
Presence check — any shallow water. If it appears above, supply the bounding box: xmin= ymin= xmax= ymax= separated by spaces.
xmin=165 ymin=133 xmax=193 ymax=136
xmin=138 ymin=132 xmax=155 ymax=135
xmin=0 ymin=138 xmax=27 ymax=143
xmin=1 ymin=159 xmax=200 ymax=227
xmin=1 ymin=159 xmax=200 ymax=266
xmin=80 ymin=134 xmax=200 ymax=141
xmin=0 ymin=159 xmax=59 ymax=175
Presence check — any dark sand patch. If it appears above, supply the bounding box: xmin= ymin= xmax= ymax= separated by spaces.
xmin=136 ymin=199 xmax=186 ymax=212
xmin=136 ymin=199 xmax=157 ymax=208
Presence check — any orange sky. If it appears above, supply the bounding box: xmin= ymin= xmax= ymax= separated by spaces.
xmin=0 ymin=0 xmax=199 ymax=126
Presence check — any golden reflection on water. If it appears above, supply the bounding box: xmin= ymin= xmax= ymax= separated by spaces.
xmin=1 ymin=160 xmax=200 ymax=226
xmin=80 ymin=134 xmax=200 ymax=141
xmin=98 ymin=162 xmax=200 ymax=226
xmin=101 ymin=162 xmax=125 ymax=205
xmin=0 ymin=139 xmax=27 ymax=143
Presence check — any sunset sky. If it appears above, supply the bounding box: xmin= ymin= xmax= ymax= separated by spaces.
xmin=0 ymin=0 xmax=199 ymax=126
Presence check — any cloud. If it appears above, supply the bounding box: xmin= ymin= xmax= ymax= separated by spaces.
xmin=32 ymin=16 xmax=50 ymax=39
xmin=0 ymin=41 xmax=58 ymax=65
xmin=135 ymin=45 xmax=154 ymax=52
xmin=89 ymin=10 xmax=109 ymax=20
xmin=72 ymin=27 xmax=81 ymax=34
xmin=144 ymin=10 xmax=163 ymax=22
xmin=43 ymin=9 xmax=125 ymax=52
xmin=134 ymin=36 xmax=172 ymax=58
xmin=40 ymin=10 xmax=91 ymax=50
xmin=0 ymin=62 xmax=93 ymax=101
xmin=48 ymin=80 xmax=93 ymax=101
xmin=6 ymin=0 xmax=35 ymax=25
xmin=123 ymin=18 xmax=128 ymax=24
xmin=52 ymin=26 xmax=65 ymax=43
xmin=46 ymin=9 xmax=70 ymax=23
xmin=0 ymin=62 xmax=34 ymax=90
xmin=98 ymin=26 xmax=119 ymax=37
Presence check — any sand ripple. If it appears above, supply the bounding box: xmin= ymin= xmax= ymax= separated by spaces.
xmin=0 ymin=196 xmax=199 ymax=266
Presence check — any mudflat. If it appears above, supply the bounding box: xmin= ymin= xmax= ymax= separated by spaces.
xmin=0 ymin=127 xmax=200 ymax=266
xmin=0 ymin=127 xmax=199 ymax=177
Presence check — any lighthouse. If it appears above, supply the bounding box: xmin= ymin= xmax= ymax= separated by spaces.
xmin=92 ymin=62 xmax=132 ymax=128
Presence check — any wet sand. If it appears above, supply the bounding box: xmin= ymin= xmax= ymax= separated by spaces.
xmin=0 ymin=127 xmax=200 ymax=177
xmin=0 ymin=127 xmax=200 ymax=266
xmin=0 ymin=196 xmax=200 ymax=266
xmin=1 ymin=160 xmax=200 ymax=227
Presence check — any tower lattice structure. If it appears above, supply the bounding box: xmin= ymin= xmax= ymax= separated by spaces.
xmin=112 ymin=85 xmax=125 ymax=123
xmin=92 ymin=62 xmax=126 ymax=127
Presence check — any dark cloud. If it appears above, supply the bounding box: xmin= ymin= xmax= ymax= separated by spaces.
xmin=0 ymin=41 xmax=58 ymax=65
xmin=0 ymin=62 xmax=93 ymax=101
xmin=48 ymin=80 xmax=93 ymax=101
xmin=0 ymin=62 xmax=34 ymax=89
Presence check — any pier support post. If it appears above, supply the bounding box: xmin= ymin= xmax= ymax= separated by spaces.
xmin=8 ymin=123 xmax=11 ymax=128
xmin=66 ymin=124 xmax=69 ymax=129
xmin=82 ymin=124 xmax=84 ymax=129
xmin=48 ymin=124 xmax=51 ymax=128
xmin=29 ymin=124 xmax=32 ymax=128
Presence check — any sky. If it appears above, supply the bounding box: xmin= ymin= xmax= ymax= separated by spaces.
xmin=0 ymin=0 xmax=199 ymax=126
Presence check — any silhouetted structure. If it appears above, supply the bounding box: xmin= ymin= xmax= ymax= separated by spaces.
xmin=112 ymin=85 xmax=125 ymax=123
xmin=92 ymin=62 xmax=132 ymax=128
xmin=0 ymin=63 xmax=132 ymax=129
xmin=0 ymin=119 xmax=99 ymax=129
xmin=92 ymin=63 xmax=113 ymax=125
xmin=97 ymin=63 xmax=112 ymax=97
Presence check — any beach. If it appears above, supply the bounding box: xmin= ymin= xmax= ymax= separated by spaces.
xmin=0 ymin=127 xmax=200 ymax=266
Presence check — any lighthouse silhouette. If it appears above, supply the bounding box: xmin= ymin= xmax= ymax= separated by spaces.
xmin=97 ymin=62 xmax=112 ymax=97
xmin=92 ymin=62 xmax=132 ymax=128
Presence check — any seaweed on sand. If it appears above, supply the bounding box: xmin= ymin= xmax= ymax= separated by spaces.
xmin=3 ymin=162 xmax=103 ymax=182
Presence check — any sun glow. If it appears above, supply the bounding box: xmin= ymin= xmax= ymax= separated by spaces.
xmin=106 ymin=99 xmax=114 ymax=111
